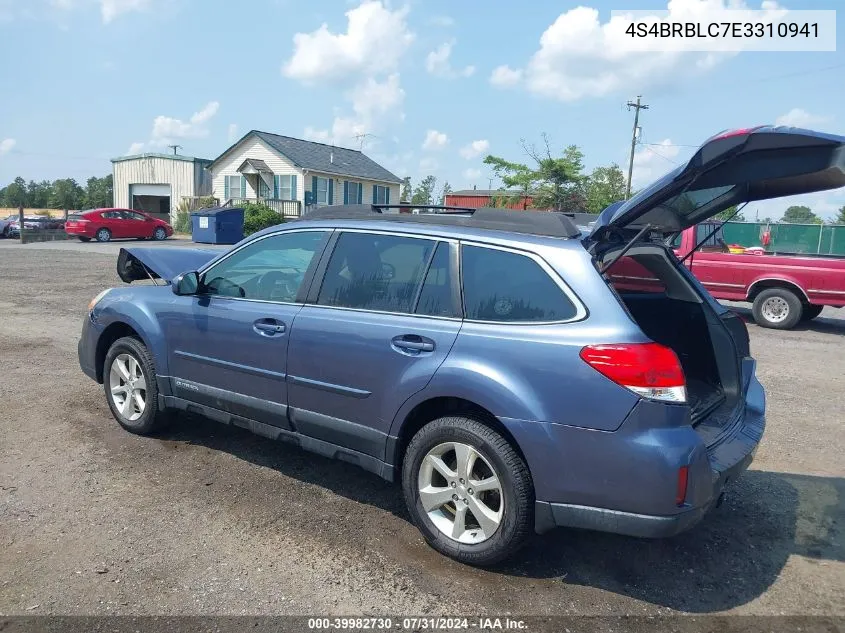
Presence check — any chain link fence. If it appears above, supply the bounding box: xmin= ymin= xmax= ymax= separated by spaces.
xmin=722 ymin=222 xmax=845 ymax=255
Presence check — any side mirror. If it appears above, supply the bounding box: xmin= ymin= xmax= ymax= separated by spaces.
xmin=171 ymin=271 xmax=199 ymax=296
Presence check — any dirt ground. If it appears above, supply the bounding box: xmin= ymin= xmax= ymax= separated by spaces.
xmin=0 ymin=244 xmax=843 ymax=617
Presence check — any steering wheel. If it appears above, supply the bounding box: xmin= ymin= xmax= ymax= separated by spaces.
xmin=205 ymin=276 xmax=244 ymax=298
xmin=257 ymin=270 xmax=300 ymax=301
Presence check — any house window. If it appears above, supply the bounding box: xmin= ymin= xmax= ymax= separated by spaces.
xmin=373 ymin=185 xmax=390 ymax=205
xmin=259 ymin=179 xmax=271 ymax=199
xmin=274 ymin=175 xmax=296 ymax=201
xmin=224 ymin=175 xmax=245 ymax=200
xmin=315 ymin=177 xmax=329 ymax=205
xmin=345 ymin=181 xmax=362 ymax=204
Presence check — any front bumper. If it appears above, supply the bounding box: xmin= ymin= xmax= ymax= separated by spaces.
xmin=525 ymin=361 xmax=765 ymax=537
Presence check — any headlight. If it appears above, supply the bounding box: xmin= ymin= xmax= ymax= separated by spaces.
xmin=88 ymin=289 xmax=112 ymax=312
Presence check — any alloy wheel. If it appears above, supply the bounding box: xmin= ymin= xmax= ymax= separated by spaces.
xmin=417 ymin=442 xmax=504 ymax=544
xmin=109 ymin=353 xmax=147 ymax=421
xmin=761 ymin=296 xmax=790 ymax=323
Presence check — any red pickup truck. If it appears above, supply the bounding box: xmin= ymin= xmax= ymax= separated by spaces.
xmin=670 ymin=221 xmax=845 ymax=329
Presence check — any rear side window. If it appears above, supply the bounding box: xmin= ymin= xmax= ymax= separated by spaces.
xmin=317 ymin=232 xmax=435 ymax=313
xmin=461 ymin=245 xmax=577 ymax=322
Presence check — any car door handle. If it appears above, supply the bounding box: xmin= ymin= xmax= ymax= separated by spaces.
xmin=392 ymin=335 xmax=435 ymax=353
xmin=253 ymin=319 xmax=286 ymax=336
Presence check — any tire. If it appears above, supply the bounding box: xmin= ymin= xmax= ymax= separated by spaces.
xmin=801 ymin=304 xmax=824 ymax=321
xmin=752 ymin=287 xmax=803 ymax=330
xmin=2 ymin=225 xmax=9 ymax=238
xmin=95 ymin=228 xmax=111 ymax=242
xmin=103 ymin=336 xmax=172 ymax=435
xmin=78 ymin=236 xmax=91 ymax=242
xmin=153 ymin=227 xmax=167 ymax=241
xmin=402 ymin=416 xmax=534 ymax=566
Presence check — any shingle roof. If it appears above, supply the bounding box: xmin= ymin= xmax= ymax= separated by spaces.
xmin=238 ymin=158 xmax=272 ymax=173
xmin=211 ymin=130 xmax=402 ymax=184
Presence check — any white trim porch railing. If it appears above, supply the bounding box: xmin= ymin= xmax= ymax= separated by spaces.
xmin=225 ymin=198 xmax=302 ymax=218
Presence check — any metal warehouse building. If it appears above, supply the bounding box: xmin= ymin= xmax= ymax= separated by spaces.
xmin=111 ymin=153 xmax=213 ymax=221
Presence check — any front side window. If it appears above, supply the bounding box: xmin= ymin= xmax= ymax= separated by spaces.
xmin=122 ymin=211 xmax=146 ymax=221
xmin=200 ymin=230 xmax=326 ymax=302
xmin=461 ymin=245 xmax=577 ymax=322
xmin=317 ymin=232 xmax=435 ymax=313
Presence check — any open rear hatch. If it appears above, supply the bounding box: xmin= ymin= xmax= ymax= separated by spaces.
xmin=589 ymin=126 xmax=845 ymax=441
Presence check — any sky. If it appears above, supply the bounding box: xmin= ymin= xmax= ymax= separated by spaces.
xmin=0 ymin=0 xmax=843 ymax=220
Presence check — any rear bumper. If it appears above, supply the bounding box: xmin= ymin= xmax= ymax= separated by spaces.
xmin=529 ymin=360 xmax=765 ymax=537
xmin=65 ymin=225 xmax=95 ymax=238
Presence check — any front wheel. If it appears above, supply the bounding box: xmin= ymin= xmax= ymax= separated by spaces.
xmin=103 ymin=336 xmax=172 ymax=435
xmin=153 ymin=227 xmax=167 ymax=241
xmin=2 ymin=225 xmax=9 ymax=238
xmin=752 ymin=288 xmax=803 ymax=329
xmin=402 ymin=416 xmax=534 ymax=566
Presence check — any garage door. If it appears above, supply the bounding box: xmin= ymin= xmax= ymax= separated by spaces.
xmin=129 ymin=184 xmax=171 ymax=197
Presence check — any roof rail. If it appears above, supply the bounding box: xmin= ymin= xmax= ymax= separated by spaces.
xmin=297 ymin=204 xmax=581 ymax=238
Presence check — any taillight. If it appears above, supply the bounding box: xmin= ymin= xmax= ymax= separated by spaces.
xmin=579 ymin=343 xmax=686 ymax=403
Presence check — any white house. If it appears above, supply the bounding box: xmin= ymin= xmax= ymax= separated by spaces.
xmin=112 ymin=153 xmax=213 ymax=221
xmin=206 ymin=130 xmax=402 ymax=216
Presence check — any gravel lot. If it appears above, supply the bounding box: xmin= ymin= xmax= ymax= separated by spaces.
xmin=1 ymin=243 xmax=843 ymax=617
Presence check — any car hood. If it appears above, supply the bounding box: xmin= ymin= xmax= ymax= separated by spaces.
xmin=588 ymin=126 xmax=845 ymax=242
xmin=117 ymin=247 xmax=220 ymax=284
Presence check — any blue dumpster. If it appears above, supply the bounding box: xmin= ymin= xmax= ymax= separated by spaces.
xmin=190 ymin=207 xmax=244 ymax=245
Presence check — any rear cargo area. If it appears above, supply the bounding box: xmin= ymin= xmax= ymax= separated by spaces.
xmin=602 ymin=244 xmax=741 ymax=430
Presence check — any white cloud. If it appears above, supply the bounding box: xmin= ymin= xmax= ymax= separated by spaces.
xmin=422 ymin=130 xmax=449 ymax=151
xmin=463 ymin=168 xmax=482 ymax=182
xmin=0 ymin=138 xmax=16 ymax=155
xmin=775 ymin=108 xmax=830 ymax=128
xmin=494 ymin=1 xmax=785 ymax=102
xmin=459 ymin=139 xmax=490 ymax=160
xmin=149 ymin=101 xmax=219 ymax=146
xmin=489 ymin=65 xmax=522 ymax=87
xmin=631 ymin=139 xmax=684 ymax=188
xmin=304 ymin=74 xmax=405 ymax=147
xmin=127 ymin=141 xmax=145 ymax=154
xmin=425 ymin=41 xmax=475 ymax=78
xmin=100 ymin=0 xmax=150 ymax=23
xmin=227 ymin=123 xmax=239 ymax=142
xmin=283 ymin=1 xmax=414 ymax=82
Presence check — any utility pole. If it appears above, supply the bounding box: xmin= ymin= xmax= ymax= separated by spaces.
xmin=167 ymin=144 xmax=182 ymax=155
xmin=625 ymin=95 xmax=649 ymax=199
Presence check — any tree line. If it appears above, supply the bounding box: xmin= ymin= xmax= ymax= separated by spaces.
xmin=0 ymin=175 xmax=114 ymax=210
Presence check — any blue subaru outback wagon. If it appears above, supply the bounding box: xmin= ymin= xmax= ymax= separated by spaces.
xmin=79 ymin=127 xmax=845 ymax=564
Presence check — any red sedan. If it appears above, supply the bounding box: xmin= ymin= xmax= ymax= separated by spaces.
xmin=65 ymin=208 xmax=173 ymax=243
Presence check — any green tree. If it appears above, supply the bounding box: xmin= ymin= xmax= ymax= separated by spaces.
xmin=482 ymin=155 xmax=537 ymax=209
xmin=437 ymin=181 xmax=452 ymax=205
xmin=3 ymin=177 xmax=28 ymax=207
xmin=833 ymin=205 xmax=845 ymax=225
xmin=584 ymin=163 xmax=627 ymax=213
xmin=26 ymin=180 xmax=52 ymax=208
xmin=50 ymin=178 xmax=85 ymax=210
xmin=84 ymin=175 xmax=114 ymax=208
xmin=400 ymin=177 xmax=412 ymax=203
xmin=781 ymin=205 xmax=821 ymax=224
xmin=411 ymin=175 xmax=437 ymax=205
xmin=714 ymin=205 xmax=746 ymax=222
xmin=529 ymin=140 xmax=586 ymax=212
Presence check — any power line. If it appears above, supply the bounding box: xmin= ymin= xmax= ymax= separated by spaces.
xmin=625 ymin=95 xmax=649 ymax=200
